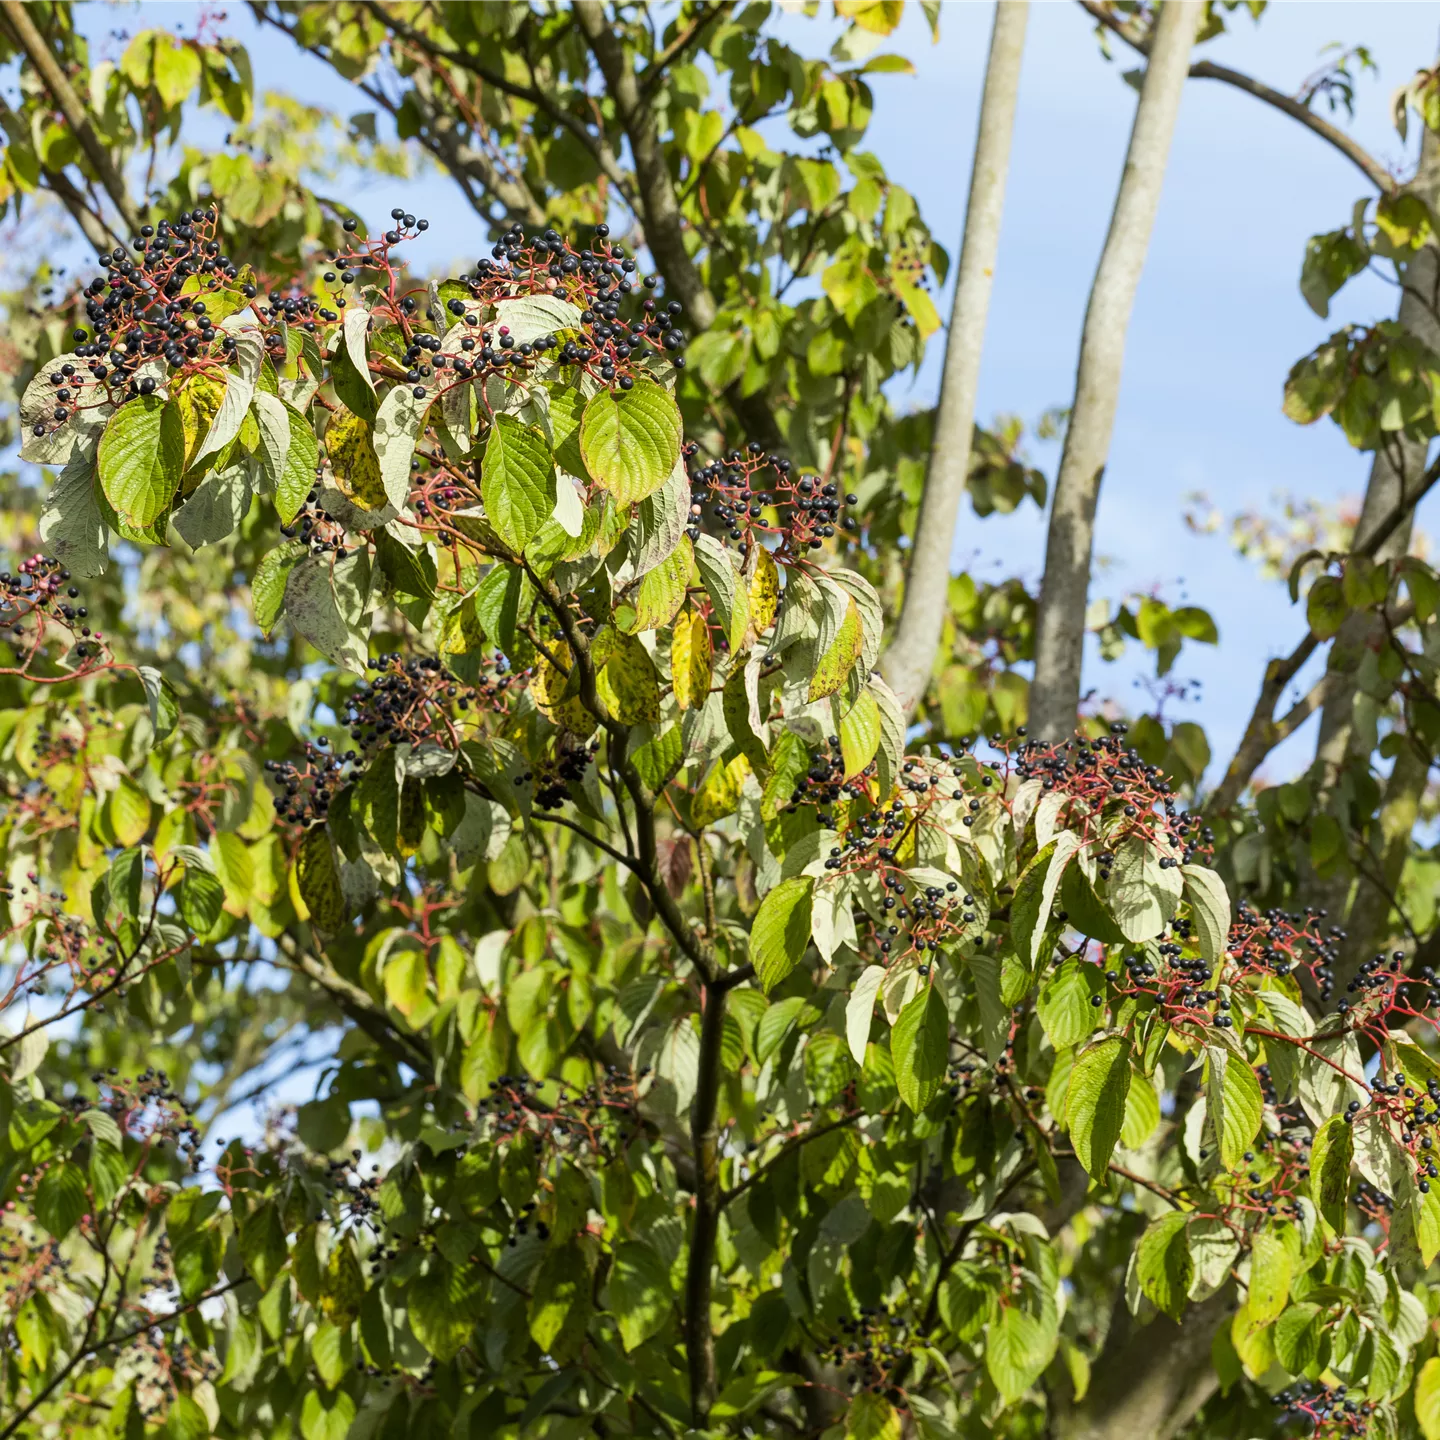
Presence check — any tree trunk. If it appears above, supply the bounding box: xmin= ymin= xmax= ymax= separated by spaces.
xmin=1052 ymin=1287 xmax=1230 ymax=1440
xmin=1303 ymin=124 xmax=1440 ymax=981
xmin=881 ymin=1 xmax=1029 ymax=718
xmin=1027 ymin=0 xmax=1203 ymax=740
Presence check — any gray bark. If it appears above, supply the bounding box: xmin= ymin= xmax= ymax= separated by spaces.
xmin=1303 ymin=126 xmax=1440 ymax=981
xmin=1028 ymin=0 xmax=1204 ymax=739
xmin=881 ymin=1 xmax=1029 ymax=717
xmin=1053 ymin=1287 xmax=1230 ymax=1440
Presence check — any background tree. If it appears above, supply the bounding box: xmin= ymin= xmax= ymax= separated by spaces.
xmin=6 ymin=6 xmax=1440 ymax=1440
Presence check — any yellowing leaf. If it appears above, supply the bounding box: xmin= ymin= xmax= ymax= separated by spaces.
xmin=691 ymin=752 xmax=750 ymax=827
xmin=631 ymin=538 xmax=691 ymax=631
xmin=671 ymin=609 xmax=712 ymax=711
xmin=326 ymin=408 xmax=387 ymax=510
xmin=173 ymin=371 xmax=227 ymax=475
xmin=595 ymin=630 xmax=660 ymax=724
xmin=747 ymin=546 xmax=780 ymax=635
xmin=809 ymin=594 xmax=863 ymax=702
xmin=533 ymin=640 xmax=593 ymax=734
xmin=295 ymin=825 xmax=346 ymax=932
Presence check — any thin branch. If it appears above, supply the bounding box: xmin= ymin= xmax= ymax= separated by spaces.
xmin=639 ymin=4 xmax=735 ymax=101
xmin=272 ymin=932 xmax=434 ymax=1079
xmin=0 ymin=1277 xmax=248 ymax=1440
xmin=1210 ymin=450 xmax=1440 ymax=812
xmin=0 ymin=1 xmax=142 ymax=234
xmin=1075 ymin=0 xmax=1394 ymax=194
xmin=354 ymin=0 xmax=637 ymax=210
xmin=721 ymin=1111 xmax=862 ymax=1205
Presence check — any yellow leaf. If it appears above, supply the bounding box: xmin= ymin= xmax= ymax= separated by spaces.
xmin=809 ymin=595 xmax=863 ymax=702
xmin=692 ymin=753 xmax=750 ymax=827
xmin=595 ymin=631 xmax=660 ymax=724
xmin=631 ymin=538 xmax=692 ymax=632
xmin=533 ymin=640 xmax=594 ymax=734
xmin=327 ymin=408 xmax=387 ymax=510
xmin=671 ymin=609 xmax=713 ymax=711
xmin=747 ymin=546 xmax=779 ymax=636
xmin=173 ymin=371 xmax=227 ymax=475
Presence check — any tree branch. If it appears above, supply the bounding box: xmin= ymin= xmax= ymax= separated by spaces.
xmin=1075 ymin=0 xmax=1395 ymax=194
xmin=1210 ymin=448 xmax=1440 ymax=813
xmin=881 ymin=1 xmax=1028 ymax=718
xmin=572 ymin=0 xmax=716 ymax=330
xmin=273 ymin=931 xmax=434 ymax=1079
xmin=0 ymin=1 xmax=142 ymax=235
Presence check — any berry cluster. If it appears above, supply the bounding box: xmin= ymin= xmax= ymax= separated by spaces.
xmin=474 ymin=1068 xmax=643 ymax=1164
xmin=319 ymin=214 xmax=686 ymax=403
xmin=822 ymin=1306 xmax=914 ymax=1394
xmin=30 ymin=207 xmax=250 ymax=446
xmin=683 ymin=442 xmax=858 ymax=557
xmin=0 ymin=555 xmax=106 ymax=667
xmin=343 ymin=654 xmax=475 ymax=750
xmin=1005 ymin=725 xmax=1210 ymax=864
xmin=265 ymin=739 xmax=353 ymax=828
xmin=528 ymin=737 xmax=598 ymax=811
xmin=1272 ymin=1381 xmax=1375 ymax=1436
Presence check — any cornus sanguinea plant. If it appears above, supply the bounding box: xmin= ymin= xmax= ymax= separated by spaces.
xmin=8 ymin=178 xmax=1440 ymax=1440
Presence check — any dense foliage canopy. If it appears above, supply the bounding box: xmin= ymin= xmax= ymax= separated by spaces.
xmin=7 ymin=5 xmax=1440 ymax=1440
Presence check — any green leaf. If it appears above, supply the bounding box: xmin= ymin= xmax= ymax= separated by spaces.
xmin=1417 ymin=1356 xmax=1440 ymax=1440
xmin=579 ymin=379 xmax=683 ymax=504
xmin=529 ymin=1241 xmax=594 ymax=1362
xmin=482 ymin=414 xmax=556 ymax=553
xmin=1037 ymin=959 xmax=1105 ymax=1049
xmin=1106 ymin=836 xmax=1182 ymax=943
xmin=373 ymin=381 xmax=429 ymax=509
xmin=1310 ymin=1113 xmax=1352 ymax=1234
xmin=179 ymin=867 xmax=225 ymax=934
xmin=839 ymin=687 xmax=881 ymax=780
xmin=1247 ymin=1229 xmax=1291 ymax=1326
xmin=296 ymin=826 xmax=346 ymax=931
xmin=892 ymin=982 xmax=949 ymax=1113
xmin=845 ymin=1392 xmax=901 ymax=1439
xmin=34 ymin=1162 xmax=87 ymax=1240
xmin=985 ymin=1302 xmax=1051 ymax=1405
xmin=1137 ymin=1211 xmax=1191 ymax=1320
xmin=752 ymin=875 xmax=814 ymax=992
xmin=607 ymin=1240 xmax=671 ymax=1351
xmin=1274 ymin=1301 xmax=1325 ymax=1375
xmin=284 ymin=550 xmax=371 ymax=675
xmin=846 ymin=965 xmax=885 ymax=1064
xmin=139 ymin=665 xmax=179 ymax=743
xmin=1066 ymin=1034 xmax=1130 ymax=1180
xmin=1181 ymin=864 xmax=1230 ymax=964
xmin=1206 ymin=1039 xmax=1263 ymax=1171
xmin=39 ymin=444 xmax=109 ymax=578
xmin=98 ymin=394 xmax=185 ymax=530
xmin=1306 ymin=574 xmax=1348 ymax=639
xmin=173 ymin=460 xmax=252 ymax=547
xmin=195 ymin=323 xmax=264 ymax=464
xmin=300 ymin=1388 xmax=355 ymax=1440
xmin=407 ymin=1258 xmax=484 ymax=1362
xmin=276 ymin=401 xmax=319 ymax=525
xmin=167 ymin=1394 xmax=211 ymax=1440
xmin=252 ymin=542 xmax=306 ymax=635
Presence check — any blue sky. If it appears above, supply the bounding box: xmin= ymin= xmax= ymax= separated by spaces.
xmin=79 ymin=1 xmax=1440 ymax=790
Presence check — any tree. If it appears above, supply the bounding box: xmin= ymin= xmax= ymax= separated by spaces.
xmin=880 ymin=0 xmax=1028 ymax=719
xmin=1028 ymin=0 xmax=1203 ymax=740
xmin=9 ymin=5 xmax=1440 ymax=1440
